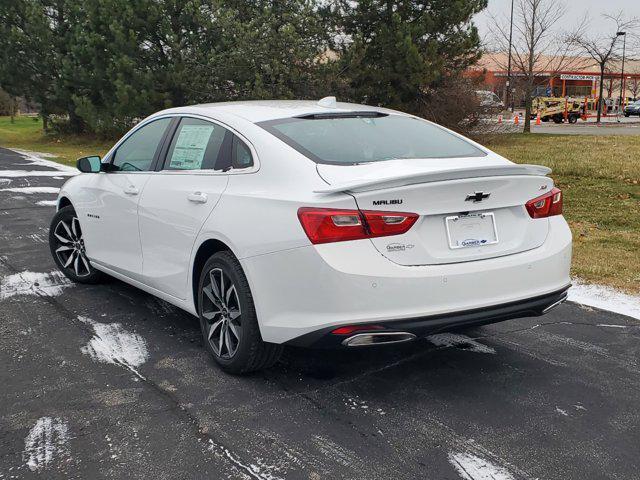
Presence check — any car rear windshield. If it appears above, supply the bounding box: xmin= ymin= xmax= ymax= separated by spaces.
xmin=258 ymin=113 xmax=486 ymax=164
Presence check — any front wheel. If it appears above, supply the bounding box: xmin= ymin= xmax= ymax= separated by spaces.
xmin=198 ymin=251 xmax=282 ymax=374
xmin=49 ymin=206 xmax=104 ymax=284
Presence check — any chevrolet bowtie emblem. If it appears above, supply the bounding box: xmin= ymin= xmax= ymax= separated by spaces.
xmin=465 ymin=191 xmax=491 ymax=202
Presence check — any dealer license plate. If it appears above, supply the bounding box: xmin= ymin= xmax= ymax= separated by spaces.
xmin=445 ymin=212 xmax=499 ymax=249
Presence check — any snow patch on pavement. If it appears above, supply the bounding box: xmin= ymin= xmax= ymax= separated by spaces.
xmin=36 ymin=200 xmax=58 ymax=206
xmin=79 ymin=316 xmax=149 ymax=379
xmin=22 ymin=417 xmax=69 ymax=472
xmin=568 ymin=280 xmax=640 ymax=321
xmin=448 ymin=451 xmax=515 ymax=480
xmin=0 ymin=270 xmax=72 ymax=299
xmin=12 ymin=149 xmax=60 ymax=160
xmin=0 ymin=186 xmax=60 ymax=194
xmin=208 ymin=439 xmax=284 ymax=480
xmin=344 ymin=395 xmax=386 ymax=415
xmin=0 ymin=170 xmax=75 ymax=177
xmin=426 ymin=333 xmax=496 ymax=354
xmin=11 ymin=149 xmax=77 ymax=172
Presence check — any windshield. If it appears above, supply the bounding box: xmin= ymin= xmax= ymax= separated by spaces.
xmin=258 ymin=114 xmax=486 ymax=165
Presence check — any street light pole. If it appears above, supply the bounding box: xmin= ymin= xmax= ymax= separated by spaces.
xmin=617 ymin=31 xmax=627 ymax=115
xmin=507 ymin=0 xmax=515 ymax=112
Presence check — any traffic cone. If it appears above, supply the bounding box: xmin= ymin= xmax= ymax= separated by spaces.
xmin=498 ymin=114 xmax=503 ymax=124
xmin=536 ymin=113 xmax=541 ymax=125
xmin=514 ymin=114 xmax=519 ymax=125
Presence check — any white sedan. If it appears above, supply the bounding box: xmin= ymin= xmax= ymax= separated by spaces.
xmin=49 ymin=98 xmax=572 ymax=373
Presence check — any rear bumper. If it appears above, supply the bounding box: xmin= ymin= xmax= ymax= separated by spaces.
xmin=241 ymin=216 xmax=572 ymax=344
xmin=285 ymin=285 xmax=570 ymax=348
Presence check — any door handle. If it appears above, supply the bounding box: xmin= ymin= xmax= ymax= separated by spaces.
xmin=187 ymin=192 xmax=208 ymax=204
xmin=124 ymin=185 xmax=139 ymax=195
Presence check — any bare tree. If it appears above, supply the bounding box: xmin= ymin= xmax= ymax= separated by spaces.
xmin=568 ymin=13 xmax=639 ymax=122
xmin=489 ymin=0 xmax=576 ymax=132
xmin=627 ymin=73 xmax=640 ymax=100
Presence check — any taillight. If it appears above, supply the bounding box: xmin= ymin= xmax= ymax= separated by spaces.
xmin=525 ymin=187 xmax=563 ymax=218
xmin=297 ymin=207 xmax=418 ymax=244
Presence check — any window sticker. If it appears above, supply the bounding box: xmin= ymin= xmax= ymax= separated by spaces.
xmin=169 ymin=124 xmax=215 ymax=169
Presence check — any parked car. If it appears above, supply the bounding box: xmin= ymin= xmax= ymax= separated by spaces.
xmin=475 ymin=90 xmax=505 ymax=112
xmin=49 ymin=98 xmax=572 ymax=374
xmin=624 ymin=100 xmax=640 ymax=117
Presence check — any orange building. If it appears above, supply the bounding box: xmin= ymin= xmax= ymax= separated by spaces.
xmin=471 ymin=53 xmax=640 ymax=105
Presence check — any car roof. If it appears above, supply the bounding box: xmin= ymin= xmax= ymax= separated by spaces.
xmin=154 ymin=100 xmax=404 ymax=123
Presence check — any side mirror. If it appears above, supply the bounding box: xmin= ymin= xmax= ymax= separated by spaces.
xmin=77 ymin=155 xmax=102 ymax=173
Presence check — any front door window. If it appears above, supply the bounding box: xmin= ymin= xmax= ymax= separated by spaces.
xmin=111 ymin=118 xmax=172 ymax=171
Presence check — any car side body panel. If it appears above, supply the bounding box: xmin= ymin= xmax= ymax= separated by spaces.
xmin=138 ymin=172 xmax=229 ymax=299
xmin=61 ymin=172 xmax=151 ymax=281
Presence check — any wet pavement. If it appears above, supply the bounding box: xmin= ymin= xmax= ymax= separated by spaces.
xmin=1 ymin=147 xmax=639 ymax=479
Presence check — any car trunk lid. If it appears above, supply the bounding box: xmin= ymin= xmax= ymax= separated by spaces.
xmin=316 ymin=157 xmax=553 ymax=266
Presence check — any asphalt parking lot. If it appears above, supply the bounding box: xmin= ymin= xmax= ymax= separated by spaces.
xmin=1 ymin=147 xmax=639 ymax=480
xmin=532 ymin=121 xmax=640 ymax=136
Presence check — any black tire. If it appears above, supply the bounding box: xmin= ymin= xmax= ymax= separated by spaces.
xmin=568 ymin=115 xmax=578 ymax=124
xmin=49 ymin=205 xmax=105 ymax=284
xmin=552 ymin=115 xmax=563 ymax=124
xmin=197 ymin=251 xmax=282 ymax=374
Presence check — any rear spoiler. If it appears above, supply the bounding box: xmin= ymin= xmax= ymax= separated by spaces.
xmin=314 ymin=164 xmax=551 ymax=194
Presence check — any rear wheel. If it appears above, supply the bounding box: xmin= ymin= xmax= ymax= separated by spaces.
xmin=198 ymin=251 xmax=282 ymax=374
xmin=49 ymin=206 xmax=104 ymax=284
xmin=568 ymin=115 xmax=578 ymax=124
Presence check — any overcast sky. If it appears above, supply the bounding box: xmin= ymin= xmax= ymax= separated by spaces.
xmin=474 ymin=0 xmax=640 ymax=46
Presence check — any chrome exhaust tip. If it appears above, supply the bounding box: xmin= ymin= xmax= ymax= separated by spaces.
xmin=342 ymin=332 xmax=416 ymax=347
xmin=542 ymin=294 xmax=568 ymax=314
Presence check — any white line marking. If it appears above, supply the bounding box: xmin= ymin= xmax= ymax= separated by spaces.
xmin=448 ymin=451 xmax=515 ymax=480
xmin=22 ymin=417 xmax=69 ymax=472
xmin=36 ymin=200 xmax=58 ymax=206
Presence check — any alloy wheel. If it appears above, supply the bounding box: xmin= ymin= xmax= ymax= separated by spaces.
xmin=201 ymin=267 xmax=242 ymax=358
xmin=53 ymin=217 xmax=91 ymax=277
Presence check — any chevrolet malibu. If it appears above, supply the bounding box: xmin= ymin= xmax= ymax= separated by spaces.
xmin=49 ymin=98 xmax=572 ymax=374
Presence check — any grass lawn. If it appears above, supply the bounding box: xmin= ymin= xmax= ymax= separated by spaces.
xmin=0 ymin=115 xmax=111 ymax=166
xmin=484 ymin=134 xmax=640 ymax=295
xmin=1 ymin=116 xmax=638 ymax=294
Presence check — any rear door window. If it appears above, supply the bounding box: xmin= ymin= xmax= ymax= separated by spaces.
xmin=164 ymin=118 xmax=228 ymax=170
